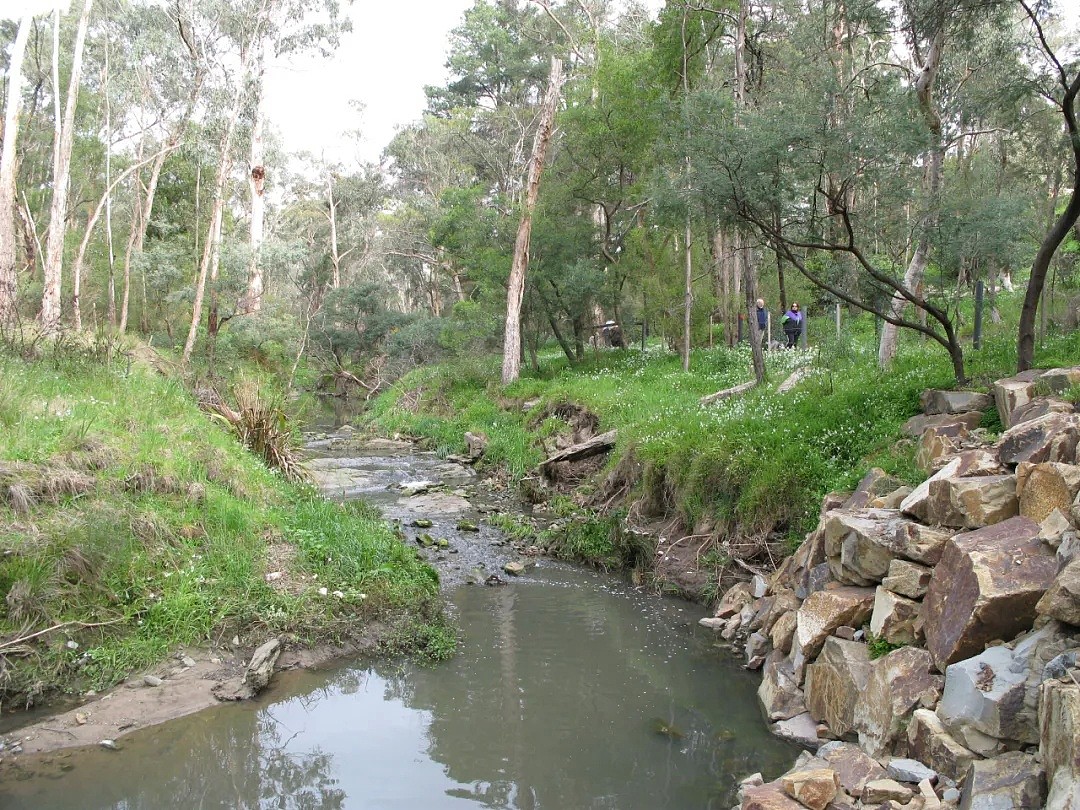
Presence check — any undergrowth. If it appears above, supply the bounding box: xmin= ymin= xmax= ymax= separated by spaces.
xmin=368 ymin=312 xmax=1080 ymax=570
xmin=0 ymin=345 xmax=450 ymax=709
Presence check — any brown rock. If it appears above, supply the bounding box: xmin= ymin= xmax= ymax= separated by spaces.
xmin=1040 ymin=366 xmax=1080 ymax=396
xmin=759 ymin=650 xmax=807 ymax=721
xmin=854 ymin=647 xmax=944 ymax=758
xmin=824 ymin=509 xmax=903 ymax=585
xmin=902 ymin=412 xmax=984 ymax=439
xmin=869 ymin=587 xmax=923 ymax=645
xmin=716 ymin=581 xmax=756 ymax=619
xmin=918 ymin=424 xmax=970 ymax=475
xmin=861 ymin=779 xmax=914 ymax=804
xmin=1019 ymin=462 xmax=1080 ymax=524
xmin=924 ymin=516 xmax=1058 ymax=669
xmin=1037 ymin=559 xmax=1080 ymax=626
xmin=742 ymin=781 xmax=806 ymax=810
xmin=873 ymin=486 xmax=915 ymax=510
xmin=1010 ymin=397 xmax=1075 ymax=427
xmin=795 ymin=587 xmax=876 ymax=661
xmin=923 ymin=474 xmax=1018 ymax=529
xmin=817 ymin=741 xmax=888 ymax=796
xmin=1039 ymin=680 xmax=1080 ymax=810
xmin=921 ymin=389 xmax=994 ymax=416
xmin=805 ymin=637 xmax=872 ymax=737
xmin=997 ymin=412 xmax=1080 ymax=466
xmin=882 ymin=559 xmax=933 ymax=600
xmin=789 ymin=527 xmax=829 ymax=600
xmin=780 ymin=769 xmax=840 ymax=810
xmin=907 ymin=708 xmax=980 ymax=783
xmin=959 ymin=751 xmax=1046 ymax=810
xmin=844 ymin=468 xmax=905 ymax=510
xmin=994 ymin=370 xmax=1043 ymax=429
xmin=771 ymin=610 xmax=798 ymax=654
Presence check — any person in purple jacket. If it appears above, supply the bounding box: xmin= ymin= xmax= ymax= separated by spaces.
xmin=781 ymin=302 xmax=803 ymax=348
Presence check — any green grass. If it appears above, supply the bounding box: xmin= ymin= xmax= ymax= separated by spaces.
xmin=0 ymin=346 xmax=451 ymax=708
xmin=368 ymin=308 xmax=1080 ymax=566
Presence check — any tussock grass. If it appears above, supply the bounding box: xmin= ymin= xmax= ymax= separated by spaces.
xmin=0 ymin=348 xmax=449 ymax=708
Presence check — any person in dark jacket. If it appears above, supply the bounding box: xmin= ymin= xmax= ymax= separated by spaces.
xmin=755 ymin=298 xmax=768 ymax=349
xmin=781 ymin=302 xmax=803 ymax=348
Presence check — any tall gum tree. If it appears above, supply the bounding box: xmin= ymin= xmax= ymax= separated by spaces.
xmin=40 ymin=0 xmax=94 ymax=332
xmin=1016 ymin=0 xmax=1080 ymax=371
xmin=0 ymin=13 xmax=32 ymax=324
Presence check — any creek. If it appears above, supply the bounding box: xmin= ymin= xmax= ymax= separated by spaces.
xmin=0 ymin=411 xmax=797 ymax=809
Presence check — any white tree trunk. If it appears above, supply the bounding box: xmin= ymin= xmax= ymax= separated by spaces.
xmin=502 ymin=56 xmax=563 ymax=385
xmin=182 ymin=108 xmax=243 ymax=364
xmin=41 ymin=0 xmax=95 ymax=331
xmin=0 ymin=15 xmax=32 ymax=323
xmin=242 ymin=38 xmax=267 ymax=313
xmin=878 ymin=27 xmax=944 ymax=367
xmin=327 ymin=173 xmax=341 ymax=288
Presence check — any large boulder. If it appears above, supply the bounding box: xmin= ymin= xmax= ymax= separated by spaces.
xmin=959 ymin=751 xmax=1046 ymax=810
xmin=741 ymin=781 xmax=805 ymax=810
xmin=923 ymin=516 xmax=1058 ymax=669
xmin=805 ymin=636 xmax=873 ymax=737
xmin=854 ymin=647 xmax=944 ymax=758
xmin=1011 ymin=397 xmax=1076 ymax=427
xmin=997 ymin=412 xmax=1080 ymax=466
xmin=1039 ymin=680 xmax=1080 ymax=810
xmin=795 ymin=587 xmax=876 ymax=661
xmin=917 ymin=423 xmax=970 ymax=474
xmin=824 ymin=508 xmax=953 ymax=584
xmin=869 ymin=587 xmax=922 ymax=646
xmin=1038 ymin=559 xmax=1080 ymax=626
xmin=816 ymin=741 xmax=888 ymax=797
xmin=923 ymin=474 xmax=1018 ymax=529
xmin=937 ymin=623 xmax=1073 ymax=749
xmin=780 ymin=768 xmax=840 ymax=810
xmin=759 ymin=650 xmax=807 ymax=721
xmin=823 ymin=509 xmax=903 ymax=585
xmin=907 ymin=708 xmax=980 ymax=783
xmin=1041 ymin=366 xmax=1080 ymax=396
xmin=921 ymin=389 xmax=994 ymax=416
xmin=902 ymin=411 xmax=984 ymax=439
xmin=1019 ymin=463 xmax=1080 ymax=524
xmin=994 ymin=370 xmax=1044 ymax=429
xmin=771 ymin=610 xmax=798 ymax=654
xmin=882 ymin=559 xmax=932 ymax=600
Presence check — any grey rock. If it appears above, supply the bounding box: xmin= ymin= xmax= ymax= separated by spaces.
xmin=100 ymin=739 xmax=118 ymax=750
xmin=771 ymin=712 xmax=821 ymax=750
xmin=888 ymin=758 xmax=938 ymax=784
xmin=959 ymin=751 xmax=1046 ymax=810
xmin=244 ymin=638 xmax=282 ymax=694
xmin=143 ymin=675 xmax=163 ymax=687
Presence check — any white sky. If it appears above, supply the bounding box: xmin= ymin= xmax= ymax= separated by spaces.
xmin=264 ymin=0 xmax=664 ymax=169
xmin=264 ymin=0 xmax=478 ymax=168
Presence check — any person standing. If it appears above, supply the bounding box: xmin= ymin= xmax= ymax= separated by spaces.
xmin=781 ymin=302 xmax=804 ymax=348
xmin=755 ymin=298 xmax=768 ymax=349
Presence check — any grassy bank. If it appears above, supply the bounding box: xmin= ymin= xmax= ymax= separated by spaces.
xmin=367 ymin=315 xmax=1080 ymax=590
xmin=0 ymin=345 xmax=452 ymax=709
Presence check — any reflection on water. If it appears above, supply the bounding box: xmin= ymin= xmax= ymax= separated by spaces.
xmin=1 ymin=566 xmax=795 ymax=809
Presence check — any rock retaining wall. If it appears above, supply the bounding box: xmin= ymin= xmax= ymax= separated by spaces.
xmin=705 ymin=367 xmax=1080 ymax=810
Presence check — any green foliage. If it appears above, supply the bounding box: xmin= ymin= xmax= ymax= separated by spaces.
xmin=0 ymin=348 xmax=450 ymax=705
xmin=867 ymin=632 xmax=906 ymax=660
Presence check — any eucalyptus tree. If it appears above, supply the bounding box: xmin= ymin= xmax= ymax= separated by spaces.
xmin=1016 ymin=0 xmax=1080 ymax=371
xmin=40 ymin=0 xmax=93 ymax=332
xmin=0 ymin=13 xmax=32 ymax=324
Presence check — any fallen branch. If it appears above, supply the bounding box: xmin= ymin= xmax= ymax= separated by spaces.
xmin=539 ymin=430 xmax=617 ymax=469
xmin=700 ymin=380 xmax=755 ymax=405
xmin=0 ymin=618 xmax=124 ymax=652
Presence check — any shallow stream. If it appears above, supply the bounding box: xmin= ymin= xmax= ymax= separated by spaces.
xmin=0 ymin=414 xmax=797 ymax=809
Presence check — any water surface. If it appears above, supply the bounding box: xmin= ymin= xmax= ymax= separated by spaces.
xmin=1 ymin=566 xmax=795 ymax=809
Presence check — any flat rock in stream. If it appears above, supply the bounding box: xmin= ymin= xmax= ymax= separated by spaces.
xmin=399 ymin=480 xmax=438 ymax=496
xmin=398 ymin=492 xmax=472 ymax=515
